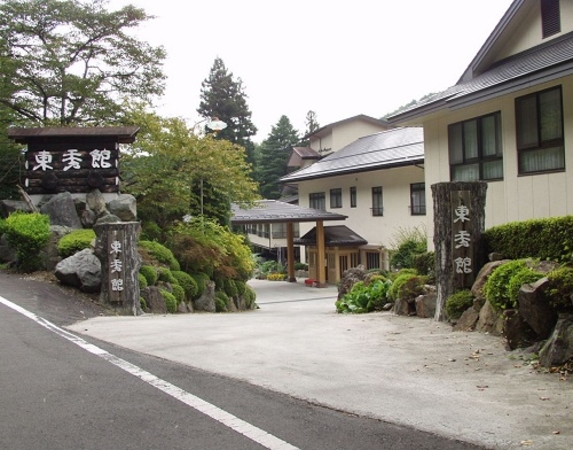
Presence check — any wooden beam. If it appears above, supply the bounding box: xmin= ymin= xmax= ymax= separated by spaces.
xmin=316 ymin=220 xmax=326 ymax=287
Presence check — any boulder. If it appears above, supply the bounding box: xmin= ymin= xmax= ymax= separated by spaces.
xmin=415 ymin=293 xmax=436 ymax=318
xmin=41 ymin=225 xmax=72 ymax=271
xmin=54 ymin=248 xmax=101 ymax=293
xmin=0 ymin=199 xmax=32 ymax=218
xmin=40 ymin=192 xmax=82 ymax=229
xmin=141 ymin=286 xmax=167 ymax=314
xmin=539 ymin=318 xmax=573 ymax=367
xmin=518 ymin=278 xmax=558 ymax=339
xmin=86 ymin=189 xmax=109 ymax=218
xmin=108 ymin=194 xmax=137 ymax=221
xmin=453 ymin=308 xmax=479 ymax=331
xmin=475 ymin=300 xmax=504 ymax=336
xmin=0 ymin=233 xmax=16 ymax=264
xmin=337 ymin=265 xmax=366 ymax=301
xmin=503 ymin=309 xmax=537 ymax=350
xmin=95 ymin=214 xmax=122 ymax=225
xmin=393 ymin=297 xmax=411 ymax=316
xmin=193 ymin=281 xmax=216 ymax=312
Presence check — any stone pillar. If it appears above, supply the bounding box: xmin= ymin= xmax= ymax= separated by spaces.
xmin=431 ymin=182 xmax=487 ymax=321
xmin=94 ymin=221 xmax=142 ymax=315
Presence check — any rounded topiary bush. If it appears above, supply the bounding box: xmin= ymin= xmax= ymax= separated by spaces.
xmin=138 ymin=240 xmax=180 ymax=271
xmin=243 ymin=284 xmax=257 ymax=309
xmin=138 ymin=272 xmax=148 ymax=289
xmin=139 ymin=265 xmax=158 ymax=286
xmin=171 ymin=284 xmax=186 ymax=305
xmin=484 ymin=259 xmax=528 ymax=311
xmin=388 ymin=272 xmax=425 ymax=301
xmin=546 ymin=266 xmax=573 ymax=313
xmin=57 ymin=229 xmax=96 ymax=258
xmin=507 ymin=267 xmax=544 ymax=307
xmin=224 ymin=279 xmax=238 ymax=297
xmin=191 ymin=272 xmax=210 ymax=298
xmin=5 ymin=212 xmax=51 ymax=272
xmin=215 ymin=291 xmax=229 ymax=312
xmin=445 ymin=289 xmax=474 ymax=320
xmin=160 ymin=289 xmax=178 ymax=313
xmin=235 ymin=280 xmax=247 ymax=296
xmin=172 ymin=270 xmax=198 ymax=300
xmin=158 ymin=267 xmax=177 ymax=284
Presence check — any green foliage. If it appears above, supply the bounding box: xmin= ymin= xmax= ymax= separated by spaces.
xmin=170 ymin=218 xmax=254 ymax=282
xmin=4 ymin=212 xmax=50 ymax=272
xmin=412 ymin=251 xmax=435 ymax=281
xmin=0 ymin=0 xmax=166 ymax=125
xmin=335 ymin=279 xmax=393 ymax=314
xmin=235 ymin=280 xmax=247 ymax=295
xmin=172 ymin=270 xmax=198 ymax=300
xmin=445 ymin=290 xmax=474 ymax=320
xmin=388 ymin=273 xmax=426 ymax=301
xmin=546 ymin=266 xmax=573 ymax=313
xmin=294 ymin=262 xmax=308 ymax=271
xmin=389 ymin=226 xmax=427 ymax=270
xmin=214 ymin=291 xmax=230 ymax=312
xmin=255 ymin=115 xmax=300 ymax=199
xmin=266 ymin=273 xmax=287 ymax=281
xmin=138 ymin=240 xmax=180 ymax=271
xmin=483 ymin=259 xmax=543 ymax=311
xmin=57 ymin=229 xmax=96 ymax=258
xmin=139 ymin=265 xmax=158 ymax=286
xmin=224 ymin=279 xmax=239 ymax=297
xmin=158 ymin=267 xmax=177 ymax=284
xmin=0 ymin=218 xmax=6 ymax=235
xmin=160 ymin=289 xmax=178 ymax=313
xmin=243 ymin=284 xmax=257 ymax=309
xmin=191 ymin=272 xmax=210 ymax=298
xmin=171 ymin=284 xmax=186 ymax=305
xmin=140 ymin=297 xmax=148 ymax=312
xmin=484 ymin=216 xmax=573 ymax=263
xmin=138 ymin=273 xmax=148 ymax=290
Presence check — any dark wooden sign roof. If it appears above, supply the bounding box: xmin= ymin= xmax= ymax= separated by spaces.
xmin=8 ymin=126 xmax=140 ymax=144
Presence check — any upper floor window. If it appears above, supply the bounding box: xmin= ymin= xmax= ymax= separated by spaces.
xmin=371 ymin=186 xmax=383 ymax=216
xmin=350 ymin=186 xmax=357 ymax=208
xmin=516 ymin=86 xmax=564 ymax=174
xmin=448 ymin=112 xmax=503 ymax=181
xmin=410 ymin=183 xmax=426 ymax=215
xmin=309 ymin=192 xmax=326 ymax=210
xmin=330 ymin=188 xmax=342 ymax=208
xmin=541 ymin=0 xmax=560 ymax=38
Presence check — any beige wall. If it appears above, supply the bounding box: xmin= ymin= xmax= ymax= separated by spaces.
xmin=422 ymin=75 xmax=573 ymax=250
xmin=298 ymin=165 xmax=426 ymax=255
xmin=309 ymin=119 xmax=389 ymax=155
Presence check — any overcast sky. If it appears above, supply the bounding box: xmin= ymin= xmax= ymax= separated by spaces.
xmin=108 ymin=0 xmax=515 ymax=143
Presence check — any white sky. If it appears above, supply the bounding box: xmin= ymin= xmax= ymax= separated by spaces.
xmin=107 ymin=0 xmax=515 ymax=143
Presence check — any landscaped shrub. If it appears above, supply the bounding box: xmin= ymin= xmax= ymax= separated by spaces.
xmin=445 ymin=289 xmax=474 ymax=320
xmin=546 ymin=266 xmax=573 ymax=313
xmin=0 ymin=218 xmax=7 ymax=235
xmin=4 ymin=212 xmax=51 ymax=272
xmin=507 ymin=267 xmax=544 ymax=307
xmin=483 ymin=259 xmax=532 ymax=311
xmin=191 ymin=272 xmax=210 ymax=298
xmin=243 ymin=284 xmax=257 ymax=309
xmin=388 ymin=272 xmax=425 ymax=301
xmin=389 ymin=226 xmax=427 ymax=270
xmin=335 ymin=278 xmax=393 ymax=313
xmin=138 ymin=240 xmax=180 ymax=271
xmin=294 ymin=262 xmax=308 ymax=271
xmin=484 ymin=215 xmax=573 ymax=263
xmin=224 ymin=279 xmax=238 ymax=297
xmin=412 ymin=251 xmax=435 ymax=281
xmin=160 ymin=289 xmax=178 ymax=313
xmin=57 ymin=229 xmax=96 ymax=258
xmin=215 ymin=291 xmax=229 ymax=312
xmin=138 ymin=272 xmax=148 ymax=289
xmin=171 ymin=284 xmax=186 ymax=305
xmin=266 ymin=272 xmax=287 ymax=281
xmin=139 ymin=265 xmax=158 ymax=286
xmin=172 ymin=270 xmax=198 ymax=300
xmin=235 ymin=280 xmax=247 ymax=295
xmin=158 ymin=267 xmax=177 ymax=284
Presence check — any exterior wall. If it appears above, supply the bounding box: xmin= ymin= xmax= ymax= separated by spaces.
xmin=422 ymin=75 xmax=573 ymax=250
xmin=298 ymin=165 xmax=427 ymax=254
xmin=309 ymin=119 xmax=389 ymax=156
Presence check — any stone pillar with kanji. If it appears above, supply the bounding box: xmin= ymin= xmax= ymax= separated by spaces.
xmin=431 ymin=182 xmax=487 ymax=321
xmin=94 ymin=221 xmax=142 ymax=315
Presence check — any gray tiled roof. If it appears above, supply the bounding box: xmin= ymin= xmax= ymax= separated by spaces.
xmin=231 ymin=200 xmax=347 ymax=224
xmin=389 ymin=32 xmax=573 ymax=123
xmin=295 ymin=225 xmax=367 ymax=247
xmin=280 ymin=126 xmax=424 ymax=183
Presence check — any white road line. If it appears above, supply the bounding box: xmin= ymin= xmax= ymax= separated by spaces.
xmin=0 ymin=295 xmax=300 ymax=450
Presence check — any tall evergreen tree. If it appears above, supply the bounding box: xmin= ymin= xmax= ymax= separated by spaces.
xmin=255 ymin=115 xmax=299 ymax=200
xmin=299 ymin=110 xmax=320 ymax=146
xmin=197 ymin=57 xmax=257 ymax=166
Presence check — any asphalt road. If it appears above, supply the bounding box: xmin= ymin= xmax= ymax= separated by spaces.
xmin=0 ymin=271 xmax=485 ymax=450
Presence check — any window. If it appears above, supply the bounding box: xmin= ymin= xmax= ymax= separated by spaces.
xmin=365 ymin=251 xmax=380 ymax=270
xmin=350 ymin=186 xmax=357 ymax=208
xmin=410 ymin=183 xmax=426 ymax=215
xmin=330 ymin=188 xmax=342 ymax=208
xmin=515 ymin=86 xmax=564 ymax=174
xmin=541 ymin=0 xmax=560 ymax=38
xmin=371 ymin=186 xmax=383 ymax=216
xmin=309 ymin=192 xmax=326 ymax=210
xmin=448 ymin=112 xmax=503 ymax=181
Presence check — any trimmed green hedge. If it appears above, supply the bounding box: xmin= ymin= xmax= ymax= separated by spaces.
xmin=138 ymin=240 xmax=180 ymax=271
xmin=484 ymin=215 xmax=573 ymax=263
xmin=58 ymin=229 xmax=96 ymax=258
xmin=4 ymin=212 xmax=51 ymax=272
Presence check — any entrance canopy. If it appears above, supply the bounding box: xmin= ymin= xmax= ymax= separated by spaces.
xmin=231 ymin=200 xmax=347 ymax=287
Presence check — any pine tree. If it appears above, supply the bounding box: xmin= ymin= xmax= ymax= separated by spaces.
xmin=255 ymin=116 xmax=300 ymax=199
xmin=299 ymin=110 xmax=320 ymax=146
xmin=197 ymin=57 xmax=257 ymax=166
